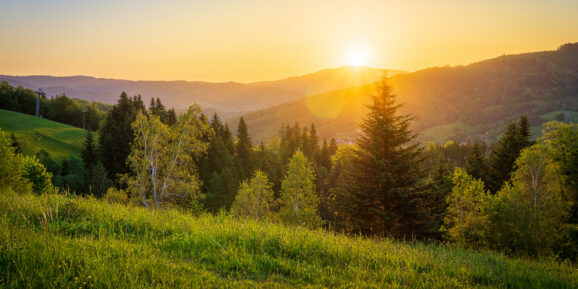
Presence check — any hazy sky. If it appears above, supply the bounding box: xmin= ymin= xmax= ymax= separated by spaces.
xmin=1 ymin=0 xmax=578 ymax=82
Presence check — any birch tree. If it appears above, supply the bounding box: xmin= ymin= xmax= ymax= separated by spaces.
xmin=230 ymin=170 xmax=274 ymax=220
xmin=443 ymin=167 xmax=488 ymax=248
xmin=128 ymin=105 xmax=210 ymax=209
xmin=488 ymin=144 xmax=567 ymax=256
xmin=278 ymin=150 xmax=321 ymax=228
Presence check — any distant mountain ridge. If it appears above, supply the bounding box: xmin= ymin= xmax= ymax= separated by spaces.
xmin=240 ymin=43 xmax=578 ymax=143
xmin=0 ymin=66 xmax=403 ymax=117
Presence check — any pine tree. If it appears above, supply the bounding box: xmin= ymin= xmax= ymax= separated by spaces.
xmin=319 ymin=139 xmax=332 ymax=171
xmin=488 ymin=117 xmax=532 ymax=193
xmin=98 ymin=92 xmax=141 ymax=182
xmin=351 ymin=76 xmax=424 ymax=237
xmin=87 ymin=161 xmax=112 ymax=198
xmin=166 ymin=108 xmax=177 ymax=126
xmin=81 ymin=131 xmax=98 ymax=170
xmin=61 ymin=158 xmax=69 ymax=176
xmin=279 ymin=150 xmax=321 ymax=228
xmin=235 ymin=117 xmax=253 ymax=180
xmin=518 ymin=115 xmax=532 ymax=147
xmin=465 ymin=142 xmax=488 ymax=184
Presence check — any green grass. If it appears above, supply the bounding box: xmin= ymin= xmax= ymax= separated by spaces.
xmin=0 ymin=109 xmax=88 ymax=161
xmin=541 ymin=110 xmax=578 ymax=122
xmin=1 ymin=192 xmax=576 ymax=288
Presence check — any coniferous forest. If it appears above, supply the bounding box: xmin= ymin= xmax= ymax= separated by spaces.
xmin=2 ymin=2 xmax=578 ymax=285
xmin=1 ymin=76 xmax=577 ymax=265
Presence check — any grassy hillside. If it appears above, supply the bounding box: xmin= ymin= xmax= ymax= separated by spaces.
xmin=241 ymin=43 xmax=578 ymax=144
xmin=1 ymin=192 xmax=576 ymax=288
xmin=0 ymin=109 xmax=87 ymax=161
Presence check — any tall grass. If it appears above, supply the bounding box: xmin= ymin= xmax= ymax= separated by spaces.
xmin=1 ymin=191 xmax=576 ymax=288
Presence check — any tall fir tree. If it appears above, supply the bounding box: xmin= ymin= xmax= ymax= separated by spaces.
xmin=350 ymin=76 xmax=425 ymax=238
xmin=465 ymin=142 xmax=489 ymax=184
xmin=98 ymin=92 xmax=142 ymax=182
xmin=81 ymin=131 xmax=98 ymax=170
xmin=235 ymin=117 xmax=254 ymax=180
xmin=487 ymin=116 xmax=532 ymax=193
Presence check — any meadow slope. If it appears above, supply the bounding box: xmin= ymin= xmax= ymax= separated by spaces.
xmin=0 ymin=109 xmax=87 ymax=161
xmin=1 ymin=192 xmax=576 ymax=288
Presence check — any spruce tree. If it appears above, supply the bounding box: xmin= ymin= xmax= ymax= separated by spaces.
xmin=351 ymin=76 xmax=424 ymax=238
xmin=98 ymin=92 xmax=141 ymax=181
xmin=81 ymin=131 xmax=98 ymax=170
xmin=465 ymin=142 xmax=488 ymax=184
xmin=235 ymin=117 xmax=253 ymax=180
xmin=61 ymin=158 xmax=69 ymax=177
xmin=487 ymin=117 xmax=532 ymax=193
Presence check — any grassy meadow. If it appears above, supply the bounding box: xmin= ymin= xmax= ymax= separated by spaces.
xmin=1 ymin=191 xmax=576 ymax=288
xmin=0 ymin=109 xmax=88 ymax=161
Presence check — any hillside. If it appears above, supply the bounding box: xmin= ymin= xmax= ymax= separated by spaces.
xmin=241 ymin=43 xmax=578 ymax=143
xmin=252 ymin=66 xmax=406 ymax=97
xmin=0 ymin=67 xmax=398 ymax=116
xmin=0 ymin=109 xmax=87 ymax=161
xmin=1 ymin=192 xmax=576 ymax=288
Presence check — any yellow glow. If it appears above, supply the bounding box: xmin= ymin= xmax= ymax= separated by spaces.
xmin=0 ymin=1 xmax=577 ymax=82
xmin=350 ymin=52 xmax=365 ymax=66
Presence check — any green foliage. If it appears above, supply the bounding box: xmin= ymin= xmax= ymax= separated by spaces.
xmin=0 ymin=128 xmax=53 ymax=195
xmin=98 ymin=93 xmax=145 ymax=181
xmin=443 ymin=168 xmax=489 ymax=248
xmin=486 ymin=145 xmax=568 ymax=257
xmin=1 ymin=192 xmax=576 ymax=288
xmin=0 ymin=129 xmax=29 ymax=193
xmin=326 ymin=144 xmax=358 ymax=232
xmin=350 ymin=76 xmax=426 ymax=237
xmin=103 ymin=187 xmax=130 ymax=205
xmin=231 ymin=170 xmax=275 ymax=220
xmin=241 ymin=46 xmax=578 ymax=144
xmin=235 ymin=117 xmax=254 ymax=180
xmin=540 ymin=121 xmax=578 ymax=223
xmin=0 ymin=81 xmax=110 ymax=131
xmin=198 ymin=113 xmax=241 ymax=212
xmin=81 ymin=131 xmax=98 ymax=169
xmin=279 ymin=150 xmax=321 ymax=228
xmin=21 ymin=155 xmax=55 ymax=195
xmin=0 ymin=109 xmax=88 ymax=161
xmin=487 ymin=116 xmax=533 ymax=193
xmin=465 ymin=142 xmax=489 ymax=185
xmin=128 ymin=105 xmax=210 ymax=209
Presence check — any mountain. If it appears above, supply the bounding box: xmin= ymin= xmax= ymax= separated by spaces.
xmin=0 ymin=66 xmax=401 ymax=117
xmin=252 ymin=66 xmax=406 ymax=96
xmin=240 ymin=43 xmax=578 ymax=143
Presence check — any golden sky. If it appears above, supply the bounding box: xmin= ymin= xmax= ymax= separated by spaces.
xmin=1 ymin=0 xmax=578 ymax=82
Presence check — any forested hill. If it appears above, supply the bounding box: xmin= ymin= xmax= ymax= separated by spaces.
xmin=0 ymin=67 xmax=403 ymax=117
xmin=240 ymin=43 xmax=578 ymax=143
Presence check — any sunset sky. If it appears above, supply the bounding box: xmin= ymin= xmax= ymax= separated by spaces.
xmin=1 ymin=0 xmax=578 ymax=82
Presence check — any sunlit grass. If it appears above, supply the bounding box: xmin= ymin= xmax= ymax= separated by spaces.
xmin=1 ymin=192 xmax=576 ymax=288
xmin=0 ymin=109 xmax=87 ymax=161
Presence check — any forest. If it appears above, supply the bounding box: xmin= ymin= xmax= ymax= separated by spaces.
xmin=1 ymin=77 xmax=577 ymax=263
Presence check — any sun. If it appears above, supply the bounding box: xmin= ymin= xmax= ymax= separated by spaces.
xmin=350 ymin=51 xmax=365 ymax=66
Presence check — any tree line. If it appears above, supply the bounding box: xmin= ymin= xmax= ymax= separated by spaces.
xmin=0 ymin=81 xmax=111 ymax=131
xmin=1 ymin=76 xmax=576 ymax=262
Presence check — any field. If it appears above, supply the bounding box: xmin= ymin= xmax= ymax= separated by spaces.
xmin=0 ymin=109 xmax=88 ymax=161
xmin=1 ymin=192 xmax=576 ymax=288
